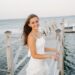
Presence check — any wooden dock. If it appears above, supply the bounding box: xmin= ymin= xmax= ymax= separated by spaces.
xmin=4 ymin=19 xmax=64 ymax=75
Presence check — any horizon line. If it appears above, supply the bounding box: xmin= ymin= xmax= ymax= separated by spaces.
xmin=0 ymin=15 xmax=75 ymax=20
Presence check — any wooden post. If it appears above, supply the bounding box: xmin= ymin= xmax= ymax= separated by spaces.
xmin=60 ymin=18 xmax=64 ymax=75
xmin=4 ymin=31 xmax=14 ymax=75
xmin=50 ymin=18 xmax=57 ymax=39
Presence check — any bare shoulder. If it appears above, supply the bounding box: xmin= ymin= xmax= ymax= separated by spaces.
xmin=27 ymin=33 xmax=36 ymax=47
xmin=28 ymin=33 xmax=35 ymax=41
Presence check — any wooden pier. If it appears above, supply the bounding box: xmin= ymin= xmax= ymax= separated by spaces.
xmin=4 ymin=19 xmax=64 ymax=75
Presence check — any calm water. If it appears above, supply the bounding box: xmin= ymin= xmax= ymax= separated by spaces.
xmin=64 ymin=33 xmax=75 ymax=75
xmin=0 ymin=16 xmax=75 ymax=75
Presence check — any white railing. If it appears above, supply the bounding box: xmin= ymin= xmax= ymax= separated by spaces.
xmin=4 ymin=31 xmax=28 ymax=75
xmin=46 ymin=18 xmax=64 ymax=75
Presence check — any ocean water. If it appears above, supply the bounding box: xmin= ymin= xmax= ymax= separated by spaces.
xmin=64 ymin=33 xmax=75 ymax=75
xmin=0 ymin=16 xmax=75 ymax=75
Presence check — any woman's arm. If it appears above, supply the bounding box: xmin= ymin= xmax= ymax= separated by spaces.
xmin=27 ymin=34 xmax=57 ymax=59
xmin=44 ymin=47 xmax=57 ymax=52
xmin=44 ymin=47 xmax=64 ymax=54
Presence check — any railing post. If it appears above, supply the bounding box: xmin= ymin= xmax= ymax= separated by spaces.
xmin=50 ymin=18 xmax=57 ymax=39
xmin=4 ymin=31 xmax=14 ymax=75
xmin=60 ymin=19 xmax=64 ymax=75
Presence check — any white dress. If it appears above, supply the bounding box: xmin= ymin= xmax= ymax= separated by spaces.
xmin=26 ymin=36 xmax=50 ymax=75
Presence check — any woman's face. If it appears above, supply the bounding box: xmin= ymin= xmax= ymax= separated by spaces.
xmin=29 ymin=17 xmax=39 ymax=30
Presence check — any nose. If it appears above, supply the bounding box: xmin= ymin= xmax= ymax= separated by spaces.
xmin=35 ymin=22 xmax=39 ymax=26
xmin=37 ymin=24 xmax=39 ymax=27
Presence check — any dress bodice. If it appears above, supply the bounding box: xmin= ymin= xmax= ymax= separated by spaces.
xmin=28 ymin=36 xmax=45 ymax=57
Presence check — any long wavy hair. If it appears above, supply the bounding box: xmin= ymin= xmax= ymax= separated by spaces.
xmin=22 ymin=14 xmax=39 ymax=46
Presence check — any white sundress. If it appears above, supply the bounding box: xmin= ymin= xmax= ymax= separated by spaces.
xmin=18 ymin=35 xmax=59 ymax=75
xmin=26 ymin=36 xmax=50 ymax=75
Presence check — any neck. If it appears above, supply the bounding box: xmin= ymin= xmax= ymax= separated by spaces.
xmin=32 ymin=29 xmax=39 ymax=33
xmin=31 ymin=29 xmax=41 ymax=38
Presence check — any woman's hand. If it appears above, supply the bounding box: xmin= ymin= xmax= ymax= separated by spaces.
xmin=51 ymin=53 xmax=59 ymax=61
xmin=56 ymin=50 xmax=64 ymax=55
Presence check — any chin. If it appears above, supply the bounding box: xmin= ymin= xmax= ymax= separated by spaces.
xmin=34 ymin=27 xmax=39 ymax=30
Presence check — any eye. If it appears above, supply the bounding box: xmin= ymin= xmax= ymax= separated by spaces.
xmin=32 ymin=22 xmax=34 ymax=24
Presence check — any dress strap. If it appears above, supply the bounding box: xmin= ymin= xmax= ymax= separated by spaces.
xmin=31 ymin=32 xmax=43 ymax=40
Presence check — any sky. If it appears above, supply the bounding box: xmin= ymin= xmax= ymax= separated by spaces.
xmin=0 ymin=0 xmax=75 ymax=19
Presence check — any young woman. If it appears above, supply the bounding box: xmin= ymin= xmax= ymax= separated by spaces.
xmin=22 ymin=14 xmax=59 ymax=75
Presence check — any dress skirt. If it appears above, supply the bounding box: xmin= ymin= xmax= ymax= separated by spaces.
xmin=26 ymin=57 xmax=49 ymax=75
